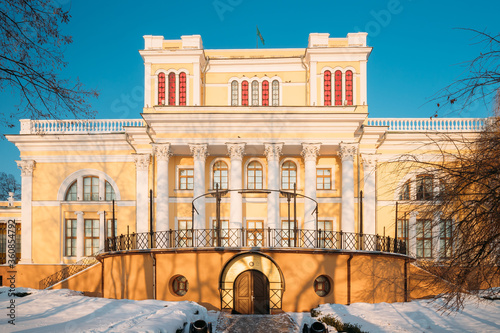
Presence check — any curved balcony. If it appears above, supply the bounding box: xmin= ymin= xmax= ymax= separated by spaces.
xmin=104 ymin=228 xmax=407 ymax=255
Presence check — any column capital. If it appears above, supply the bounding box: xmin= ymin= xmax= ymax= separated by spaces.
xmin=264 ymin=143 xmax=283 ymax=162
xmin=227 ymin=143 xmax=245 ymax=161
xmin=190 ymin=144 xmax=208 ymax=162
xmin=153 ymin=143 xmax=172 ymax=162
xmin=134 ymin=154 xmax=151 ymax=171
xmin=339 ymin=143 xmax=358 ymax=161
xmin=301 ymin=143 xmax=321 ymax=162
xmin=16 ymin=160 xmax=35 ymax=176
xmin=97 ymin=211 xmax=105 ymax=216
xmin=75 ymin=211 xmax=84 ymax=216
xmin=362 ymin=154 xmax=378 ymax=170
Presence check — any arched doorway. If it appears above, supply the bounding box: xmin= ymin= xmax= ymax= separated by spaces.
xmin=234 ymin=270 xmax=269 ymax=314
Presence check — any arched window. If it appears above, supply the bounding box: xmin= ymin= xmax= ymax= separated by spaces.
xmin=179 ymin=72 xmax=186 ymax=106
xmin=281 ymin=161 xmax=297 ymax=190
xmin=262 ymin=80 xmax=269 ymax=106
xmin=345 ymin=70 xmax=353 ymax=105
xmin=83 ymin=176 xmax=99 ymax=201
xmin=399 ymin=180 xmax=411 ymax=200
xmin=168 ymin=72 xmax=176 ymax=105
xmin=416 ymin=174 xmax=433 ymax=200
xmin=65 ymin=181 xmax=77 ymax=201
xmin=251 ymin=81 xmax=259 ymax=106
xmin=242 ymin=80 xmax=249 ymax=106
xmin=158 ymin=72 xmax=166 ymax=105
xmin=231 ymin=80 xmax=239 ymax=106
xmin=247 ymin=161 xmax=263 ymax=189
xmin=213 ymin=161 xmax=229 ymax=190
xmin=105 ymin=181 xmax=115 ymax=201
xmin=324 ymin=70 xmax=332 ymax=106
xmin=334 ymin=70 xmax=342 ymax=106
xmin=272 ymin=80 xmax=279 ymax=106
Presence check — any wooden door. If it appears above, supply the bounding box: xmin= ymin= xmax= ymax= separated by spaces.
xmin=234 ymin=270 xmax=269 ymax=314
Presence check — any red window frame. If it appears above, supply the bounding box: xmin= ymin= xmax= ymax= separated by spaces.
xmin=334 ymin=70 xmax=342 ymax=105
xmin=241 ymin=80 xmax=249 ymax=106
xmin=179 ymin=72 xmax=186 ymax=105
xmin=168 ymin=72 xmax=176 ymax=105
xmin=262 ymin=80 xmax=269 ymax=106
xmin=345 ymin=70 xmax=353 ymax=105
xmin=158 ymin=73 xmax=166 ymax=105
xmin=324 ymin=70 xmax=332 ymax=106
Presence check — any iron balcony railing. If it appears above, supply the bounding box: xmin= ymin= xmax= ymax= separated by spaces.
xmin=104 ymin=228 xmax=407 ymax=255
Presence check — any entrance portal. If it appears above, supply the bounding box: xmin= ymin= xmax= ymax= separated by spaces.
xmin=234 ymin=270 xmax=270 ymax=314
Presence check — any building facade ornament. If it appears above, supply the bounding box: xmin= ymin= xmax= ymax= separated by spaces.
xmin=153 ymin=143 xmax=172 ymax=161
xmin=339 ymin=143 xmax=358 ymax=161
xmin=301 ymin=143 xmax=321 ymax=162
xmin=362 ymin=154 xmax=378 ymax=170
xmin=190 ymin=144 xmax=208 ymax=162
xmin=16 ymin=160 xmax=35 ymax=176
xmin=133 ymin=154 xmax=151 ymax=171
xmin=264 ymin=143 xmax=283 ymax=162
xmin=227 ymin=143 xmax=245 ymax=161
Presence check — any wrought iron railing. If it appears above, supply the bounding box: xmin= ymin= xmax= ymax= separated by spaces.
xmin=39 ymin=250 xmax=102 ymax=290
xmin=104 ymin=228 xmax=407 ymax=255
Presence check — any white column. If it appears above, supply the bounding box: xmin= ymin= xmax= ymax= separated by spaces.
xmin=301 ymin=143 xmax=321 ymax=230
xmin=432 ymin=212 xmax=441 ymax=259
xmin=360 ymin=60 xmax=367 ymax=105
xmin=339 ymin=143 xmax=358 ymax=234
xmin=153 ymin=144 xmax=172 ymax=232
xmin=265 ymin=143 xmax=283 ymax=229
xmin=190 ymin=144 xmax=208 ymax=229
xmin=408 ymin=211 xmax=418 ymax=257
xmin=134 ymin=154 xmax=150 ymax=234
xmin=75 ymin=211 xmax=84 ymax=260
xmin=144 ymin=62 xmax=151 ymax=107
xmin=98 ymin=211 xmax=105 ymax=251
xmin=16 ymin=160 xmax=35 ymax=263
xmin=362 ymin=154 xmax=377 ymax=235
xmin=310 ymin=61 xmax=317 ymax=106
xmin=227 ymin=143 xmax=245 ymax=229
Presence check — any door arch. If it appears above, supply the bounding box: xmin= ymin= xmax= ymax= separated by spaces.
xmin=234 ymin=270 xmax=269 ymax=314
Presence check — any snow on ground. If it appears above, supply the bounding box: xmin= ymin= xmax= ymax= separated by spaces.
xmin=1 ymin=286 xmax=499 ymax=332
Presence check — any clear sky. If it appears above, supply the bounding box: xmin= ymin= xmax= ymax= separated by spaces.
xmin=1 ymin=0 xmax=500 ymax=180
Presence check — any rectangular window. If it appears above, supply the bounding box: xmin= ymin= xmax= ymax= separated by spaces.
xmin=65 ymin=219 xmax=77 ymax=257
xmin=440 ymin=219 xmax=453 ymax=259
xmin=107 ymin=219 xmax=117 ymax=238
xmin=213 ymin=220 xmax=229 ymax=247
xmin=179 ymin=169 xmax=194 ymax=190
xmin=317 ymin=220 xmax=334 ymax=248
xmin=177 ymin=220 xmax=193 ymax=247
xmin=316 ymin=168 xmax=332 ymax=190
xmin=84 ymin=219 xmax=99 ymax=256
xmin=83 ymin=176 xmax=99 ymax=201
xmin=416 ymin=220 xmax=432 ymax=258
xmin=247 ymin=220 xmax=264 ymax=247
xmin=397 ymin=219 xmax=409 ymax=244
xmin=281 ymin=220 xmax=296 ymax=247
xmin=416 ymin=175 xmax=433 ymax=200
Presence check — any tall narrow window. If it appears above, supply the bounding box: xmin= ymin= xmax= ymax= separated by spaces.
xmin=84 ymin=219 xmax=99 ymax=256
xmin=281 ymin=161 xmax=297 ymax=190
xmin=107 ymin=219 xmax=117 ymax=238
xmin=105 ymin=181 xmax=115 ymax=201
xmin=316 ymin=168 xmax=331 ymax=190
xmin=397 ymin=218 xmax=409 ymax=245
xmin=231 ymin=80 xmax=239 ymax=106
xmin=213 ymin=219 xmax=229 ymax=246
xmin=416 ymin=175 xmax=433 ymax=200
xmin=179 ymin=169 xmax=194 ymax=190
xmin=262 ymin=80 xmax=269 ymax=106
xmin=317 ymin=220 xmax=334 ymax=248
xmin=252 ymin=81 xmax=259 ymax=106
xmin=242 ymin=80 xmax=249 ymax=106
xmin=345 ymin=70 xmax=353 ymax=105
xmin=440 ymin=219 xmax=452 ymax=258
xmin=272 ymin=80 xmax=279 ymax=106
xmin=247 ymin=161 xmax=263 ymax=189
xmin=416 ymin=220 xmax=432 ymax=258
xmin=65 ymin=219 xmax=77 ymax=257
xmin=324 ymin=70 xmax=332 ymax=106
xmin=281 ymin=220 xmax=296 ymax=247
xmin=177 ymin=220 xmax=193 ymax=247
xmin=334 ymin=70 xmax=342 ymax=106
xmin=168 ymin=72 xmax=176 ymax=105
xmin=158 ymin=72 xmax=166 ymax=105
xmin=65 ymin=181 xmax=77 ymax=201
xmin=247 ymin=220 xmax=264 ymax=247
xmin=213 ymin=161 xmax=229 ymax=190
xmin=83 ymin=176 xmax=99 ymax=201
xmin=399 ymin=180 xmax=411 ymax=200
xmin=179 ymin=72 xmax=186 ymax=105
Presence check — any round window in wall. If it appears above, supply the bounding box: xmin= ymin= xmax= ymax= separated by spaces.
xmin=314 ymin=275 xmax=331 ymax=297
xmin=172 ymin=275 xmax=189 ymax=296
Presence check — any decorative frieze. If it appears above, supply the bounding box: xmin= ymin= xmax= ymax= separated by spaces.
xmin=190 ymin=144 xmax=208 ymax=162
xmin=153 ymin=143 xmax=172 ymax=161
xmin=16 ymin=160 xmax=35 ymax=176
xmin=227 ymin=143 xmax=245 ymax=161
xmin=264 ymin=143 xmax=283 ymax=161
xmin=301 ymin=143 xmax=321 ymax=162
xmin=339 ymin=143 xmax=358 ymax=161
xmin=134 ymin=154 xmax=151 ymax=171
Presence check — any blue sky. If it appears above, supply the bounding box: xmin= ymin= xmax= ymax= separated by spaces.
xmin=1 ymin=0 xmax=500 ymax=179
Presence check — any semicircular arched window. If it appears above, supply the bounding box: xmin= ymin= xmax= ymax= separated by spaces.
xmin=247 ymin=161 xmax=263 ymax=189
xmin=65 ymin=181 xmax=77 ymax=201
xmin=213 ymin=161 xmax=229 ymax=190
xmin=281 ymin=161 xmax=297 ymax=190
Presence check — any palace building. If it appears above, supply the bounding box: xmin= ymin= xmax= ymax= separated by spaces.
xmin=0 ymin=32 xmax=487 ymax=313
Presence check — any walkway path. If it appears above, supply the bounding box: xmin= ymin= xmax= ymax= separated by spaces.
xmin=215 ymin=312 xmax=301 ymax=333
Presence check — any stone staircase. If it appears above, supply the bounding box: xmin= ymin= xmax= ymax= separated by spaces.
xmin=215 ymin=313 xmax=300 ymax=333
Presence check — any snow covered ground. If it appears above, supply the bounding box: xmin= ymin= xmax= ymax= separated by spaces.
xmin=0 ymin=286 xmax=499 ymax=332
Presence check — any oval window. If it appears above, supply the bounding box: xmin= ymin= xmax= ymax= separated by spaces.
xmin=172 ymin=275 xmax=189 ymax=296
xmin=314 ymin=275 xmax=331 ymax=297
